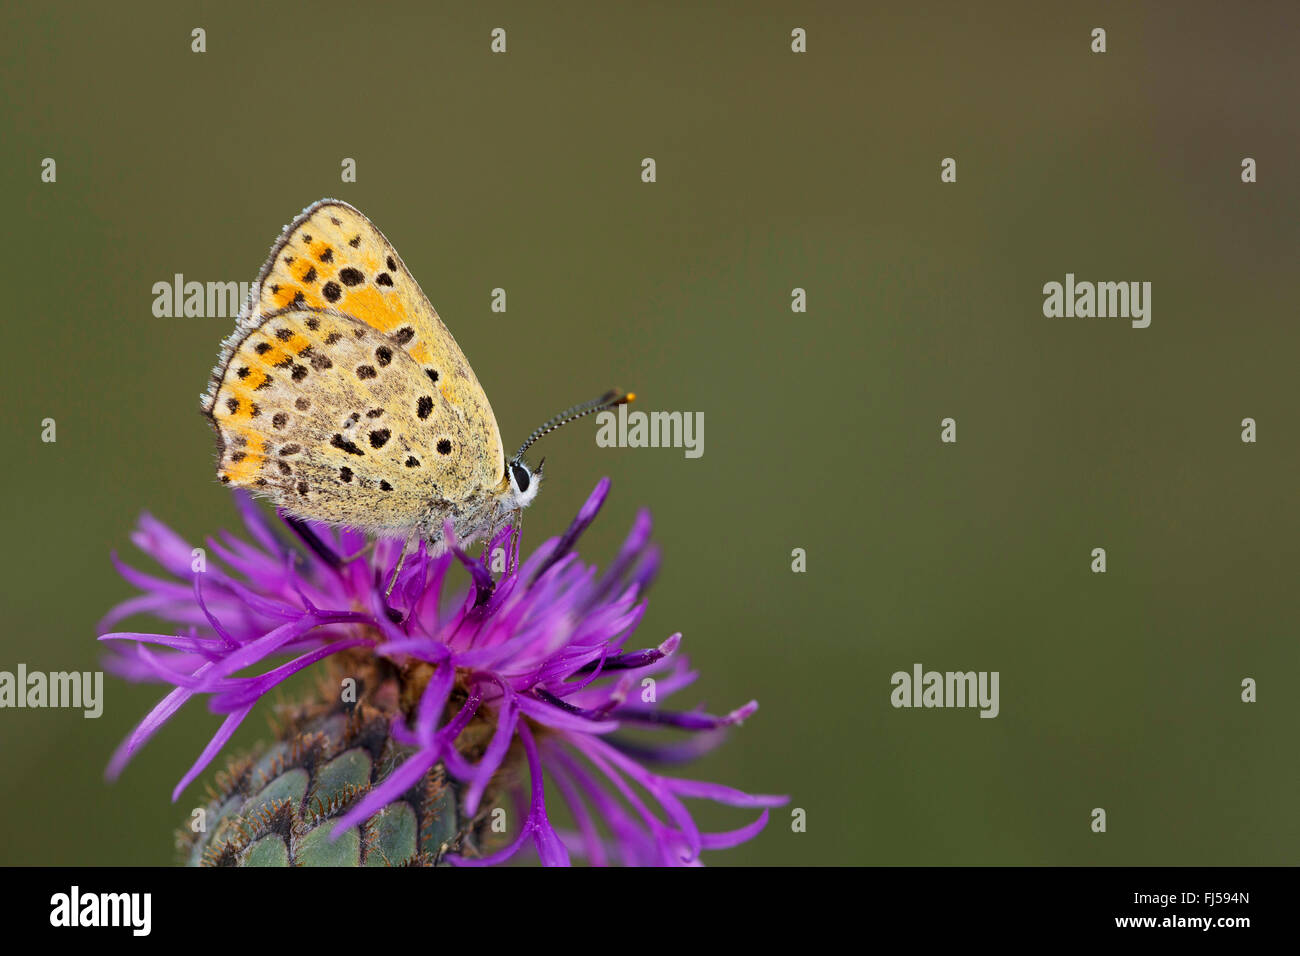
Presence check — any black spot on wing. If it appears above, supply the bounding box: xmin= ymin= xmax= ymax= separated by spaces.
xmin=330 ymin=434 xmax=365 ymax=456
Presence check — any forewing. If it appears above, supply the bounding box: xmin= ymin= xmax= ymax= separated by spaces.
xmin=203 ymin=199 xmax=504 ymax=489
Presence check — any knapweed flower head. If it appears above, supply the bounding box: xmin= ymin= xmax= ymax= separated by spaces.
xmin=100 ymin=479 xmax=785 ymax=865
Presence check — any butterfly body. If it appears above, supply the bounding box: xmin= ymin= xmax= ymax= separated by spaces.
xmin=202 ymin=199 xmax=536 ymax=552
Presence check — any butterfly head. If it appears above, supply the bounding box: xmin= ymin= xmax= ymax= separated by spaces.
xmin=503 ymin=457 xmax=542 ymax=511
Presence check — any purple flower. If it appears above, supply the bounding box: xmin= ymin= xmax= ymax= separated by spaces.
xmin=100 ymin=479 xmax=786 ymax=865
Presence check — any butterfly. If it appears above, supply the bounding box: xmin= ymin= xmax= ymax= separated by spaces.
xmin=201 ymin=199 xmax=630 ymax=588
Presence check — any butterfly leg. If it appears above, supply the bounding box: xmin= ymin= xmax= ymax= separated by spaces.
xmin=384 ymin=532 xmax=419 ymax=601
xmin=508 ymin=508 xmax=523 ymax=575
xmin=480 ymin=510 xmax=503 ymax=574
xmin=480 ymin=507 xmax=521 ymax=577
xmin=339 ymin=540 xmax=375 ymax=564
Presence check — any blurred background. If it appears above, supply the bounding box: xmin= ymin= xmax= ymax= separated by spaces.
xmin=1 ymin=0 xmax=1297 ymax=865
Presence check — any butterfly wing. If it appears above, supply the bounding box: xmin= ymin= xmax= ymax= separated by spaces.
xmin=204 ymin=307 xmax=492 ymax=538
xmin=205 ymin=199 xmax=504 ymax=468
xmin=202 ymin=200 xmax=508 ymax=538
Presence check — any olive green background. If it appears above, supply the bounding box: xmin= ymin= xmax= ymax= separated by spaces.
xmin=1 ymin=1 xmax=1296 ymax=866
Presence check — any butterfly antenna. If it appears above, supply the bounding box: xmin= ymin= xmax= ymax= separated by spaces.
xmin=512 ymin=390 xmax=635 ymax=463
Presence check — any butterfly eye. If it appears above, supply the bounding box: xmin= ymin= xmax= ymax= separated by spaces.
xmin=510 ymin=462 xmax=531 ymax=493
